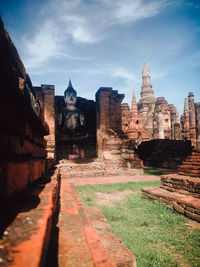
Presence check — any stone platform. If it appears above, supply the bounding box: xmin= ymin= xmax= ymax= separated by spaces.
xmin=59 ymin=158 xmax=143 ymax=178
xmin=142 ymin=185 xmax=200 ymax=222
xmin=142 ymin=149 xmax=200 ymax=222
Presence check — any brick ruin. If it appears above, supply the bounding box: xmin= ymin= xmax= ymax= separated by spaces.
xmin=0 ymin=17 xmax=54 ymax=200
xmin=0 ymin=15 xmax=200 ymax=266
xmin=1 ymin=13 xmax=199 ymax=200
xmin=96 ymin=87 xmax=142 ymax=169
xmin=142 ymin=149 xmax=200 ymax=222
xmin=122 ymin=59 xmax=199 ymax=149
xmin=181 ymin=92 xmax=200 ymax=148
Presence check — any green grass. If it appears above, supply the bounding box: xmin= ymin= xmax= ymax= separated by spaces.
xmin=76 ymin=181 xmax=200 ymax=267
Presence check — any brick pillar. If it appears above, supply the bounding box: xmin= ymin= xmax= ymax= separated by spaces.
xmin=188 ymin=92 xmax=196 ymax=148
xmin=109 ymin=90 xmax=118 ymax=130
xmin=195 ymin=103 xmax=200 ymax=148
xmin=41 ymin=85 xmax=55 ymax=159
xmin=115 ymin=94 xmax=124 ymax=131
xmin=96 ymin=87 xmax=112 ymax=158
xmin=158 ymin=113 xmax=164 ymax=139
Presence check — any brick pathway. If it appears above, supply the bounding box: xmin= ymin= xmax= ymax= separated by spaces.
xmin=68 ymin=175 xmax=161 ymax=185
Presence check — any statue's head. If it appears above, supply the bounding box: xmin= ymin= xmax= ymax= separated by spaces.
xmin=64 ymin=80 xmax=77 ymax=106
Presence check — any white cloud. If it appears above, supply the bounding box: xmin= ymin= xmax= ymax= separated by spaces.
xmin=105 ymin=0 xmax=168 ymax=24
xmin=22 ymin=20 xmax=59 ymax=68
xmin=100 ymin=0 xmax=168 ymax=24
xmin=111 ymin=67 xmax=140 ymax=83
xmin=21 ymin=0 xmax=169 ymax=69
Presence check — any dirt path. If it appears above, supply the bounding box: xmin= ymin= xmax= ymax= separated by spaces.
xmin=68 ymin=175 xmax=161 ymax=185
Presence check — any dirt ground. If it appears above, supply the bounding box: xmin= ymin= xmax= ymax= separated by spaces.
xmin=95 ymin=190 xmax=135 ymax=206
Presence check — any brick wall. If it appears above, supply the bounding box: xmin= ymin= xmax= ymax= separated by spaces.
xmin=35 ymin=85 xmax=55 ymax=159
xmin=136 ymin=139 xmax=192 ymax=168
xmin=96 ymin=87 xmax=143 ymax=168
xmin=0 ymin=17 xmax=54 ymax=199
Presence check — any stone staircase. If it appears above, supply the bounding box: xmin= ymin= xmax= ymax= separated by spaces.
xmin=178 ymin=149 xmax=200 ymax=177
xmin=142 ymin=149 xmax=200 ymax=222
xmin=59 ymin=158 xmax=143 ymax=179
xmin=0 ymin=166 xmax=136 ymax=266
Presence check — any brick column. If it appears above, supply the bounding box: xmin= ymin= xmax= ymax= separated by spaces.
xmin=41 ymin=85 xmax=55 ymax=159
xmin=96 ymin=87 xmax=112 ymax=158
xmin=195 ymin=103 xmax=200 ymax=148
xmin=188 ymin=92 xmax=196 ymax=148
xmin=115 ymin=94 xmax=124 ymax=131
xmin=109 ymin=90 xmax=118 ymax=130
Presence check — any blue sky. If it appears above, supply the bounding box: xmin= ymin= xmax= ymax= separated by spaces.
xmin=1 ymin=0 xmax=200 ymax=114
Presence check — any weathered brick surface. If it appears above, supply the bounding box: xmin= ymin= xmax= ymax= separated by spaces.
xmin=85 ymin=206 xmax=136 ymax=267
xmin=136 ymin=139 xmax=192 ymax=168
xmin=35 ymin=86 xmax=55 ymax=159
xmin=178 ymin=150 xmax=200 ymax=177
xmin=58 ymin=175 xmax=117 ymax=266
xmin=0 ymin=167 xmax=60 ymax=267
xmin=0 ymin=159 xmax=54 ymax=198
xmin=0 ymin=134 xmax=47 ymax=158
xmin=142 ymin=186 xmax=200 ymax=222
xmin=96 ymin=87 xmax=143 ymax=168
xmin=160 ymin=174 xmax=200 ymax=198
xmin=0 ymin=17 xmax=54 ymax=200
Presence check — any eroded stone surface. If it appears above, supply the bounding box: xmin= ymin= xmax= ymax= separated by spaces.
xmin=85 ymin=206 xmax=136 ymax=267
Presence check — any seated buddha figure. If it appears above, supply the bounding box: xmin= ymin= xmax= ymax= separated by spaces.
xmin=58 ymin=80 xmax=84 ymax=132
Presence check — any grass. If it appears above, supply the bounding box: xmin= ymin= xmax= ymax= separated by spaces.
xmin=76 ymin=181 xmax=200 ymax=267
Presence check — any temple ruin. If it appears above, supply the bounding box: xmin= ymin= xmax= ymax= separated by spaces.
xmin=0 ymin=15 xmax=200 ymax=266
xmin=122 ymin=59 xmax=199 ymax=147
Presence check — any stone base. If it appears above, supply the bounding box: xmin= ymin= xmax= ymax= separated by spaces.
xmin=59 ymin=158 xmax=143 ymax=178
xmin=142 ymin=186 xmax=200 ymax=222
xmin=161 ymin=174 xmax=200 ymax=198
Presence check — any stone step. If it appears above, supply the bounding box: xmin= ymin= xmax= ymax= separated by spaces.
xmin=181 ymin=161 xmax=200 ymax=166
xmin=0 ymin=167 xmax=60 ymax=267
xmin=142 ymin=186 xmax=200 ymax=222
xmin=160 ymin=174 xmax=200 ymax=198
xmin=60 ymin=160 xmax=143 ymax=178
xmin=178 ymin=165 xmax=200 ymax=174
xmin=58 ymin=175 xmax=117 ymax=266
xmin=178 ymin=167 xmax=200 ymax=178
xmin=63 ymin=169 xmax=143 ymax=178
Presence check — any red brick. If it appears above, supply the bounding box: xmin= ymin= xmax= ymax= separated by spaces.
xmin=173 ymin=202 xmax=185 ymax=214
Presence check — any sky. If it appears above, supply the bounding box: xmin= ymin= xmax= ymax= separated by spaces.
xmin=1 ymin=0 xmax=200 ymax=115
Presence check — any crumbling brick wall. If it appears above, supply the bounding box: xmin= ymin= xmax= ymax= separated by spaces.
xmin=35 ymin=85 xmax=55 ymax=159
xmin=0 ymin=17 xmax=54 ymax=199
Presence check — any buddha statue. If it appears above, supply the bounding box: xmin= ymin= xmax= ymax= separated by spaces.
xmin=58 ymin=80 xmax=84 ymax=131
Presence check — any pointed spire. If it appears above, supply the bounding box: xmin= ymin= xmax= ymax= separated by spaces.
xmin=131 ymin=89 xmax=138 ymax=115
xmin=139 ymin=58 xmax=156 ymax=104
xmin=68 ymin=79 xmax=73 ymax=88
xmin=142 ymin=57 xmax=150 ymax=76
